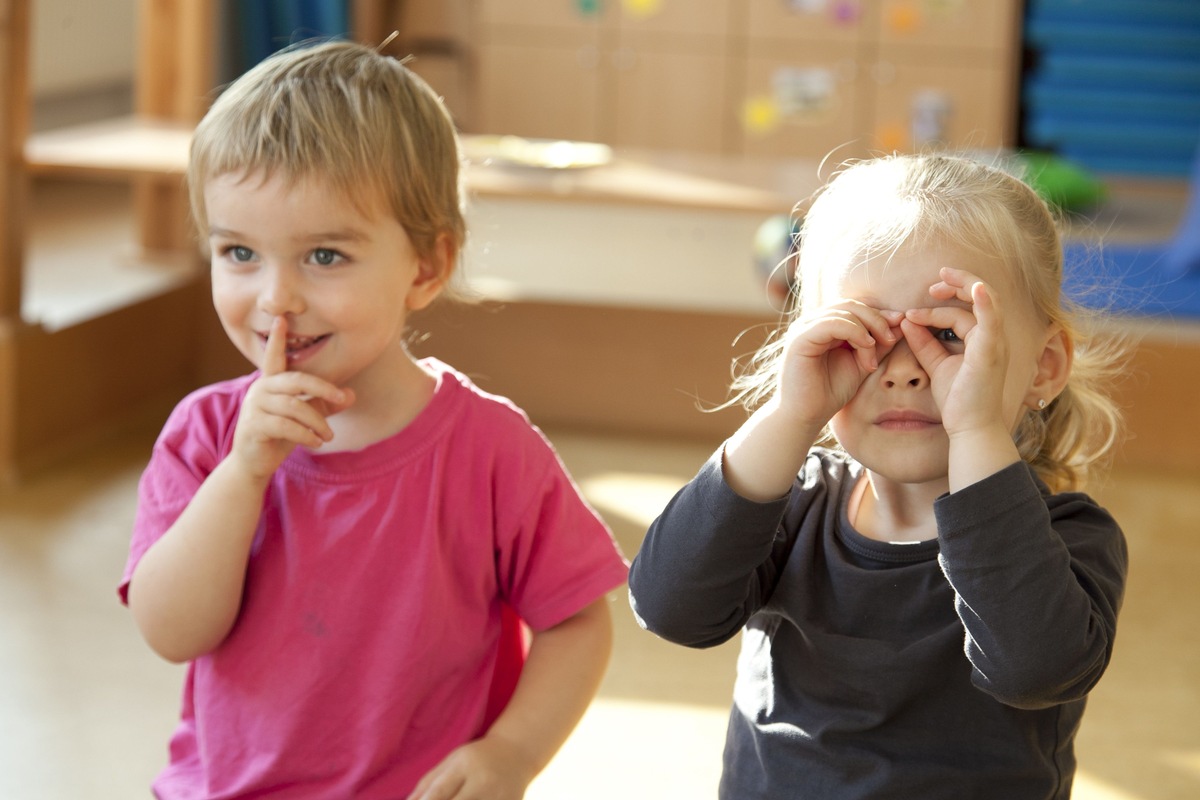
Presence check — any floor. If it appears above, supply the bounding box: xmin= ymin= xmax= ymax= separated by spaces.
xmin=0 ymin=419 xmax=1198 ymax=798
xmin=3 ymin=179 xmax=1199 ymax=798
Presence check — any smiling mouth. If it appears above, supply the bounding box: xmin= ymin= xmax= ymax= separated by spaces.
xmin=285 ymin=334 xmax=328 ymax=354
xmin=257 ymin=332 xmax=330 ymax=356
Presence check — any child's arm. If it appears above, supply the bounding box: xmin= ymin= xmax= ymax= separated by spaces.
xmin=935 ymin=463 xmax=1126 ymax=707
xmin=127 ymin=317 xmax=351 ymax=663
xmin=408 ymin=598 xmax=613 ymax=800
xmin=126 ymin=451 xmax=277 ymax=662
xmin=724 ymin=303 xmax=902 ymax=501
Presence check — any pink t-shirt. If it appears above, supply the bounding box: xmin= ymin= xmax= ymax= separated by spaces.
xmin=121 ymin=359 xmax=628 ymax=799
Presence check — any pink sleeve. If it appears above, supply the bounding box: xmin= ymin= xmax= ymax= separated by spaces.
xmin=494 ymin=429 xmax=629 ymax=632
xmin=118 ymin=382 xmax=244 ymax=603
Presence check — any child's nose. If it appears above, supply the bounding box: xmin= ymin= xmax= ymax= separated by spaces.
xmin=257 ymin=267 xmax=305 ymax=317
xmin=879 ymin=339 xmax=928 ymax=390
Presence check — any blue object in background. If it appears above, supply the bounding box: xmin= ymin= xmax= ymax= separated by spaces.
xmin=237 ymin=0 xmax=351 ymax=75
xmin=1023 ymin=0 xmax=1200 ymax=178
xmin=1063 ymin=243 xmax=1200 ymax=320
xmin=1063 ymin=136 xmax=1200 ymax=319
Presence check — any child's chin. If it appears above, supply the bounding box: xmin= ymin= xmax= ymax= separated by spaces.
xmin=855 ymin=451 xmax=950 ymax=484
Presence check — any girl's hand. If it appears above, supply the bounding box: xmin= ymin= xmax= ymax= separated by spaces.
xmin=901 ymin=267 xmax=1009 ymax=439
xmin=230 ymin=316 xmax=354 ymax=481
xmin=724 ymin=300 xmax=902 ymax=503
xmin=777 ymin=300 xmax=905 ymax=427
xmin=407 ymin=735 xmax=535 ymax=800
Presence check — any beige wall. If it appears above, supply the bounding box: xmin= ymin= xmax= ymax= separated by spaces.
xmin=30 ymin=0 xmax=136 ymax=96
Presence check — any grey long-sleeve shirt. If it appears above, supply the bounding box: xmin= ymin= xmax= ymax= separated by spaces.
xmin=629 ymin=448 xmax=1126 ymax=799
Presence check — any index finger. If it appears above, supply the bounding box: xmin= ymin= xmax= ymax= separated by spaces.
xmin=262 ymin=316 xmax=288 ymax=377
xmin=903 ymin=304 xmax=977 ymax=343
xmin=928 ymin=267 xmax=989 ymax=305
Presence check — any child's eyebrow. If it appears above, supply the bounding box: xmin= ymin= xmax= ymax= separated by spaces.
xmin=302 ymin=229 xmax=369 ymax=243
xmin=205 ymin=227 xmax=369 ymax=243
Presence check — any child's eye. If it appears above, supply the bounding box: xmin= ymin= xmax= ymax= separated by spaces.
xmin=931 ymin=327 xmax=961 ymax=343
xmin=310 ymin=248 xmax=344 ymax=267
xmin=224 ymin=245 xmax=255 ymax=263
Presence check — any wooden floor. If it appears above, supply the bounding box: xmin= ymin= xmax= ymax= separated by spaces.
xmin=0 ymin=419 xmax=1198 ymax=798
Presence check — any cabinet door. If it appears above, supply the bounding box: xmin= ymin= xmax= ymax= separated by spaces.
xmin=609 ymin=0 xmax=732 ymax=152
xmin=475 ymin=40 xmax=604 ymax=141
xmin=473 ymin=0 xmax=610 ymax=30
xmin=737 ymin=48 xmax=865 ymax=161
xmin=617 ymin=0 xmax=732 ymax=39
xmin=611 ymin=48 xmax=730 ymax=152
xmin=746 ymin=0 xmax=868 ymax=45
xmin=873 ymin=0 xmax=1018 ymax=53
xmin=866 ymin=58 xmax=1012 ymax=152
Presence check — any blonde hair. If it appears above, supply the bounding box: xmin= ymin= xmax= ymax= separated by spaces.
xmin=733 ymin=154 xmax=1126 ymax=492
xmin=188 ymin=39 xmax=466 ymax=268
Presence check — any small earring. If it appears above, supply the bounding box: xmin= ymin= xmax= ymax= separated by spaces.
xmin=1037 ymin=398 xmax=1047 ymax=410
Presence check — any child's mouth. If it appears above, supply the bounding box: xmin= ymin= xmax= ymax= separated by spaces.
xmin=284 ymin=334 xmax=330 ymax=361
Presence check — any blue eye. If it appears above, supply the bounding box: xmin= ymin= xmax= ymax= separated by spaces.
xmin=931 ymin=327 xmax=961 ymax=343
xmin=311 ymin=248 xmax=342 ymax=267
xmin=229 ymin=245 xmax=254 ymax=262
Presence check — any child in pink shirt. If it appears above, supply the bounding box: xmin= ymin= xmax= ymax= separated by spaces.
xmin=120 ymin=40 xmax=627 ymax=799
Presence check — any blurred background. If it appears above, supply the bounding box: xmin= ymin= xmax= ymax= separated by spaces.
xmin=1 ymin=1 xmax=1198 ymax=797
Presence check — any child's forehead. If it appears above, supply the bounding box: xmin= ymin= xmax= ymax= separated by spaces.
xmin=206 ymin=168 xmax=388 ymax=216
xmin=814 ymin=241 xmax=1018 ymax=309
xmin=210 ymin=167 xmax=342 ymax=193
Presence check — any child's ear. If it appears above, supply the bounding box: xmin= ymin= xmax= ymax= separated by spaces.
xmin=406 ymin=233 xmax=456 ymax=311
xmin=1025 ymin=325 xmax=1072 ymax=410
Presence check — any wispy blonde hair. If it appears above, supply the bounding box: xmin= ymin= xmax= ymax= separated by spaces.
xmin=188 ymin=39 xmax=466 ymax=267
xmin=732 ymin=154 xmax=1126 ymax=492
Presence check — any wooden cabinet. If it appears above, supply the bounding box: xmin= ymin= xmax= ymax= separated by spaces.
xmin=610 ymin=46 xmax=731 ymax=152
xmin=472 ymin=0 xmax=735 ymax=152
xmin=476 ymin=30 xmax=605 ymax=144
xmin=472 ymin=0 xmax=1020 ymax=160
xmin=875 ymin=0 xmax=1016 ymax=51
xmin=1 ymin=0 xmax=29 ymax=321
xmin=737 ymin=0 xmax=1020 ymax=161
xmin=363 ymin=0 xmax=477 ymax=129
xmin=610 ymin=1 xmax=736 ymax=151
xmin=867 ymin=58 xmax=1013 ymax=154
xmin=2 ymin=0 xmax=217 ymax=483
xmin=868 ymin=0 xmax=1020 ymax=153
xmin=1 ymin=0 xmax=27 ymax=484
xmin=737 ymin=39 xmax=865 ymax=161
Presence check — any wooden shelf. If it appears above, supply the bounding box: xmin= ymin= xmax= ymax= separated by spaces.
xmin=24 ymin=115 xmax=190 ymax=180
xmin=23 ymin=180 xmax=200 ymax=331
xmin=24 ymin=118 xmax=800 ymax=215
xmin=465 ymin=150 xmax=796 ymax=214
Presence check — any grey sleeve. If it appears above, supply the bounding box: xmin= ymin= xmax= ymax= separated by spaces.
xmin=935 ymin=462 xmax=1128 ymax=709
xmin=628 ymin=449 xmax=797 ymax=649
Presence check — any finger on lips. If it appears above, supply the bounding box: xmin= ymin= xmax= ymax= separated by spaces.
xmin=259 ymin=318 xmax=351 ymax=411
xmin=263 ymin=316 xmax=289 ymax=376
